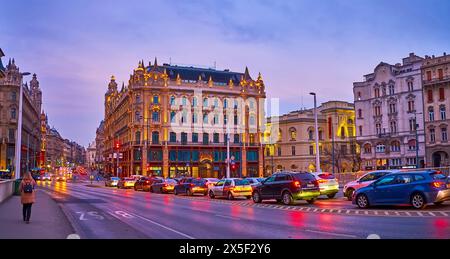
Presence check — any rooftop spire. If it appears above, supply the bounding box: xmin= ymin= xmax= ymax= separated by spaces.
xmin=244 ymin=66 xmax=251 ymax=80
xmin=154 ymin=57 xmax=158 ymax=67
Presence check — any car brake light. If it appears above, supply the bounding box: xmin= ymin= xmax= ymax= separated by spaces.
xmin=314 ymin=180 xmax=319 ymax=187
xmin=146 ymin=180 xmax=150 ymax=184
xmin=317 ymin=179 xmax=327 ymax=184
xmin=190 ymin=183 xmax=194 ymax=187
xmin=293 ymin=181 xmax=301 ymax=188
xmin=432 ymin=182 xmax=443 ymax=188
xmin=163 ymin=184 xmax=167 ymax=187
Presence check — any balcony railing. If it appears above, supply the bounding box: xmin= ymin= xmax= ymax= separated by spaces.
xmin=423 ymin=75 xmax=450 ymax=85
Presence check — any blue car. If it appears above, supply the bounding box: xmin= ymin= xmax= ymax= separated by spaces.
xmin=353 ymin=170 xmax=450 ymax=209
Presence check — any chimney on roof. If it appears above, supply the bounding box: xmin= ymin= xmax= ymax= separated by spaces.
xmin=409 ymin=52 xmax=414 ymax=57
xmin=432 ymin=55 xmax=435 ymax=58
xmin=444 ymin=52 xmax=447 ymax=56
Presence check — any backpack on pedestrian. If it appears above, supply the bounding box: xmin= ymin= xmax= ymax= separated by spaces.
xmin=23 ymin=181 xmax=33 ymax=193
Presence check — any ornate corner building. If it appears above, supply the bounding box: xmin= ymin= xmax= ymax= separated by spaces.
xmin=103 ymin=59 xmax=266 ymax=178
xmin=421 ymin=53 xmax=450 ymax=167
xmin=264 ymin=101 xmax=357 ymax=175
xmin=354 ymin=53 xmax=426 ymax=170
xmin=0 ymin=49 xmax=42 ymax=174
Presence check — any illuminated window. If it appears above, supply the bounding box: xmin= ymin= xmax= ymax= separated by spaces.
xmin=182 ymin=96 xmax=187 ymax=106
xmin=170 ymin=96 xmax=176 ymax=106
xmin=152 ymin=131 xmax=159 ymax=144
xmin=203 ymin=98 xmax=208 ymax=107
xmin=289 ymin=127 xmax=297 ymax=140
xmin=249 ymin=134 xmax=255 ymax=144
xmin=152 ymin=111 xmax=160 ymax=122
xmin=170 ymin=111 xmax=176 ymax=123
xmin=153 ymin=95 xmax=159 ymax=104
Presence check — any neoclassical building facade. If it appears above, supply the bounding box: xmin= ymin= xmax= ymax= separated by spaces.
xmin=354 ymin=53 xmax=426 ymax=170
xmin=421 ymin=53 xmax=450 ymax=167
xmin=103 ymin=59 xmax=266 ymax=178
xmin=264 ymin=101 xmax=357 ymax=175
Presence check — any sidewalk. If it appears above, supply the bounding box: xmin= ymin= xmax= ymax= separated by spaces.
xmin=0 ymin=189 xmax=75 ymax=239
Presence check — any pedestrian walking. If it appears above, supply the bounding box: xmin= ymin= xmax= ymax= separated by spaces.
xmin=19 ymin=172 xmax=37 ymax=224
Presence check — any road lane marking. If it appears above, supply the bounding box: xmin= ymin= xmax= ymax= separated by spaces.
xmin=428 ymin=212 xmax=435 ymax=216
xmin=417 ymin=212 xmax=423 ymax=216
xmin=215 ymin=214 xmax=239 ymax=220
xmin=130 ymin=212 xmax=195 ymax=239
xmin=305 ymin=229 xmax=357 ymax=238
xmin=439 ymin=212 xmax=448 ymax=216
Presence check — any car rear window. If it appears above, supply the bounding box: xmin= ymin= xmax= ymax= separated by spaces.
xmin=293 ymin=173 xmax=316 ymax=181
xmin=318 ymin=173 xmax=335 ymax=179
xmin=165 ymin=179 xmax=177 ymax=184
xmin=234 ymin=179 xmax=250 ymax=186
xmin=111 ymin=177 xmax=120 ymax=180
xmin=193 ymin=179 xmax=206 ymax=185
xmin=430 ymin=172 xmax=447 ymax=180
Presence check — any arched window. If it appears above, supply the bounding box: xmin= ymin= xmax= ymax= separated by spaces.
xmin=182 ymin=96 xmax=187 ymax=106
xmin=170 ymin=96 xmax=176 ymax=106
xmin=249 ymin=115 xmax=256 ymax=126
xmin=440 ymin=105 xmax=446 ymax=120
xmin=308 ymin=129 xmax=313 ymax=140
xmin=153 ymin=95 xmax=159 ymax=104
xmin=181 ymin=111 xmax=187 ymax=124
xmin=214 ymin=98 xmax=219 ymax=107
xmin=203 ymin=98 xmax=208 ymax=107
xmin=170 ymin=111 xmax=176 ymax=123
xmin=429 ymin=106 xmax=435 ymax=121
xmin=135 ymin=131 xmax=141 ymax=144
xmin=223 ymin=99 xmax=228 ymax=108
xmin=289 ymin=127 xmax=297 ymax=140
xmin=388 ymin=84 xmax=395 ymax=95
xmin=213 ymin=113 xmax=218 ymax=125
xmin=192 ymin=112 xmax=198 ymax=124
xmin=390 ymin=141 xmax=400 ymax=152
xmin=375 ymin=143 xmax=385 ymax=153
xmin=340 ymin=126 xmax=346 ymax=139
xmin=363 ymin=143 xmax=372 ymax=153
xmin=318 ymin=130 xmax=323 ymax=140
xmin=152 ymin=111 xmax=160 ymax=122
xmin=408 ymin=139 xmax=417 ymax=151
xmin=278 ymin=129 xmax=282 ymax=142
xmin=152 ymin=131 xmax=159 ymax=144
xmin=11 ymin=108 xmax=16 ymax=119
xmin=203 ymin=112 xmax=208 ymax=124
xmin=249 ymin=100 xmax=254 ymax=109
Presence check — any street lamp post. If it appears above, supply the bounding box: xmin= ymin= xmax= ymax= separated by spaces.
xmin=310 ymin=92 xmax=321 ymax=172
xmin=414 ymin=112 xmax=422 ymax=169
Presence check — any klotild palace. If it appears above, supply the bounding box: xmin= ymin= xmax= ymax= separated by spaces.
xmin=103 ymin=59 xmax=266 ymax=178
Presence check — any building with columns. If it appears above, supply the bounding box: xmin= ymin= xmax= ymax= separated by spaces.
xmin=86 ymin=141 xmax=96 ymax=169
xmin=264 ymin=101 xmax=358 ymax=175
xmin=95 ymin=120 xmax=105 ymax=171
xmin=0 ymin=50 xmax=42 ymax=176
xmin=103 ymin=59 xmax=266 ymax=178
xmin=421 ymin=53 xmax=450 ymax=167
xmin=354 ymin=53 xmax=426 ymax=170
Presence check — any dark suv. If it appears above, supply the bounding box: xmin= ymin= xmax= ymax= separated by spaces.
xmin=252 ymin=172 xmax=320 ymax=205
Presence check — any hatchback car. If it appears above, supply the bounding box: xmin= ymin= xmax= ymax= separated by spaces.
xmin=134 ymin=177 xmax=156 ymax=191
xmin=151 ymin=178 xmax=178 ymax=193
xmin=174 ymin=178 xmax=208 ymax=196
xmin=311 ymin=172 xmax=339 ymax=198
xmin=343 ymin=170 xmax=399 ymax=200
xmin=252 ymin=172 xmax=320 ymax=205
xmin=204 ymin=178 xmax=220 ymax=189
xmin=353 ymin=170 xmax=450 ymax=209
xmin=117 ymin=177 xmax=136 ymax=189
xmin=208 ymin=178 xmax=253 ymax=200
xmin=105 ymin=177 xmax=120 ymax=187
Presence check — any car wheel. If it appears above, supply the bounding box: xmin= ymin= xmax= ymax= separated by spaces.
xmin=327 ymin=193 xmax=336 ymax=199
xmin=356 ymin=194 xmax=369 ymax=209
xmin=282 ymin=192 xmax=293 ymax=205
xmin=227 ymin=192 xmax=234 ymax=200
xmin=346 ymin=189 xmax=354 ymax=201
xmin=306 ymin=199 xmax=316 ymax=204
xmin=252 ymin=192 xmax=262 ymax=203
xmin=411 ymin=192 xmax=426 ymax=209
xmin=209 ymin=191 xmax=215 ymax=199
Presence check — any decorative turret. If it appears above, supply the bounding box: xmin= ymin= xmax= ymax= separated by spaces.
xmin=243 ymin=66 xmax=252 ymax=81
xmin=107 ymin=75 xmax=118 ymax=95
xmin=176 ymin=73 xmax=181 ymax=85
xmin=208 ymin=75 xmax=213 ymax=87
xmin=30 ymin=73 xmax=42 ymax=113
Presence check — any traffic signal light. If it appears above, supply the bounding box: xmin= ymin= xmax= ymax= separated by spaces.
xmin=231 ymin=162 xmax=237 ymax=171
xmin=114 ymin=141 xmax=120 ymax=149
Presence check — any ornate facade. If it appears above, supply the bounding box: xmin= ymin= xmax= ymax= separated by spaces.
xmin=0 ymin=51 xmax=42 ymax=175
xmin=264 ymin=101 xmax=357 ymax=175
xmin=421 ymin=53 xmax=450 ymax=167
xmin=95 ymin=120 xmax=105 ymax=171
xmin=103 ymin=59 xmax=266 ymax=178
xmin=354 ymin=53 xmax=426 ymax=170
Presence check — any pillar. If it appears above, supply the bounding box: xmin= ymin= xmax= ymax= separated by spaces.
xmin=163 ymin=145 xmax=169 ymax=178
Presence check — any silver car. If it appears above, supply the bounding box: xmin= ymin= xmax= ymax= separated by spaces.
xmin=208 ymin=178 xmax=253 ymax=200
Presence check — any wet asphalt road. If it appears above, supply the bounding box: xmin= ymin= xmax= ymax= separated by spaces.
xmin=38 ymin=181 xmax=450 ymax=239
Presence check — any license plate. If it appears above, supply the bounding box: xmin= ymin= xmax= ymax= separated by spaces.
xmin=307 ymin=184 xmax=314 ymax=188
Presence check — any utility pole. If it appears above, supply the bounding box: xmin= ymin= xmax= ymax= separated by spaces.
xmin=331 ymin=122 xmax=335 ymax=175
xmin=226 ymin=123 xmax=230 ymax=178
xmin=414 ymin=112 xmax=422 ymax=169
xmin=310 ymin=92 xmax=321 ymax=172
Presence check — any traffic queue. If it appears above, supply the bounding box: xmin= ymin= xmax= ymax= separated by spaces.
xmin=104 ymin=169 xmax=450 ymax=210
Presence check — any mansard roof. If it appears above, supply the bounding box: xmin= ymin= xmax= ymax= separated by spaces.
xmin=148 ymin=64 xmax=244 ymax=85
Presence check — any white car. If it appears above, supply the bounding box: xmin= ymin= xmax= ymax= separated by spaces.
xmin=311 ymin=172 xmax=339 ymax=198
xmin=204 ymin=178 xmax=220 ymax=189
xmin=208 ymin=178 xmax=253 ymax=200
xmin=245 ymin=177 xmax=265 ymax=190
xmin=343 ymin=170 xmax=399 ymax=200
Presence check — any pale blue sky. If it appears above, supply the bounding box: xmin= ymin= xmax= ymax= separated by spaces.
xmin=1 ymin=0 xmax=449 ymax=146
